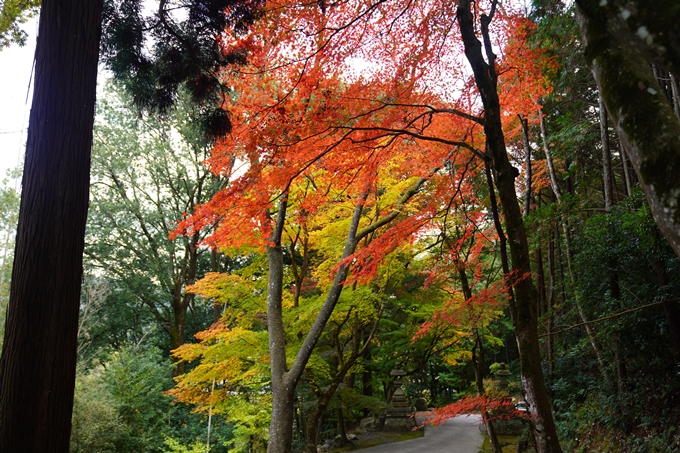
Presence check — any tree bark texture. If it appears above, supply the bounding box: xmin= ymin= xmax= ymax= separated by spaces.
xmin=521 ymin=116 xmax=532 ymax=217
xmin=456 ymin=2 xmax=562 ymax=452
xmin=575 ymin=0 xmax=680 ymax=76
xmin=266 ymin=175 xmax=427 ymax=452
xmin=598 ymin=92 xmax=614 ymax=210
xmin=267 ymin=197 xmax=292 ymax=453
xmin=267 ymin=196 xmax=363 ymax=453
xmin=577 ymin=4 xmax=680 ymax=258
xmin=0 ymin=0 xmax=103 ymax=450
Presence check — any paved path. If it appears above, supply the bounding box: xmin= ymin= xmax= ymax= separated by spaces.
xmin=355 ymin=414 xmax=484 ymax=453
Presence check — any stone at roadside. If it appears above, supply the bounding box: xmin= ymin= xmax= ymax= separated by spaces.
xmin=360 ymin=416 xmax=379 ymax=431
xmin=478 ymin=418 xmax=525 ymax=436
xmin=414 ymin=397 xmax=428 ymax=412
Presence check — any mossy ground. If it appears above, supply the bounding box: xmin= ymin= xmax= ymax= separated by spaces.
xmin=327 ymin=430 xmax=424 ymax=452
xmin=478 ymin=434 xmax=519 ymax=453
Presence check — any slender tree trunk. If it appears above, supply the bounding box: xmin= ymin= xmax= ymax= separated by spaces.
xmin=0 ymin=0 xmax=103 ymax=450
xmin=457 ymin=3 xmax=561 ymax=451
xmin=304 ymin=310 xmax=381 ymax=452
xmin=267 ymin=197 xmax=295 ymax=453
xmin=521 ymin=116 xmax=532 ymax=217
xmin=463 ymin=263 xmax=503 ymax=453
xmin=621 ymin=145 xmax=632 ymax=197
xmin=472 ymin=332 xmax=503 ymax=453
xmin=542 ymin=107 xmax=612 ymax=389
xmin=536 ymin=246 xmax=546 ymax=318
xmin=547 ymin=229 xmax=556 ymax=376
xmin=540 ymin=110 xmax=560 ymax=200
xmin=598 ymin=92 xmax=614 ymax=210
xmin=337 ymin=405 xmax=348 ymax=445
xmin=305 ymin=394 xmax=332 ymax=453
xmin=670 ymin=73 xmax=680 ymax=119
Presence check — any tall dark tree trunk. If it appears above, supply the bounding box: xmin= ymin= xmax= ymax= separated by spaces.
xmin=576 ymin=2 xmax=680 ymax=258
xmin=456 ymin=2 xmax=562 ymax=451
xmin=520 ymin=116 xmax=532 ymax=217
xmin=0 ymin=0 xmax=103 ymax=450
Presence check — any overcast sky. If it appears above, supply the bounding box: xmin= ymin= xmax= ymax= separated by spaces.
xmin=0 ymin=16 xmax=37 ymax=185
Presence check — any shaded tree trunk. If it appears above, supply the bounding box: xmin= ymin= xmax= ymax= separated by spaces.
xmin=304 ymin=306 xmax=382 ymax=452
xmin=0 ymin=0 xmax=103 ymax=450
xmin=461 ymin=263 xmax=502 ymax=453
xmin=542 ymin=107 xmax=612 ymax=389
xmin=576 ymin=3 xmax=680 ymax=258
xmin=546 ymin=229 xmax=557 ymax=376
xmin=598 ymin=92 xmax=614 ymax=210
xmin=456 ymin=2 xmax=562 ymax=451
xmin=621 ymin=145 xmax=633 ymax=197
xmin=535 ymin=246 xmax=547 ymax=318
xmin=520 ymin=116 xmax=532 ymax=217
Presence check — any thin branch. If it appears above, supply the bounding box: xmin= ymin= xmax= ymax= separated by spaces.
xmin=541 ymin=301 xmax=666 ymax=337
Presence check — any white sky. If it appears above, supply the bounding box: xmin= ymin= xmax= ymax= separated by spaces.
xmin=0 ymin=17 xmax=36 ymax=185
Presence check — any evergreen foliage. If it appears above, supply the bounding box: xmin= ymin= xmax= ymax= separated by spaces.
xmin=101 ymin=0 xmax=264 ymax=136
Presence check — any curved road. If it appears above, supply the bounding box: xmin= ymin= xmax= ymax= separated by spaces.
xmin=356 ymin=415 xmax=484 ymax=453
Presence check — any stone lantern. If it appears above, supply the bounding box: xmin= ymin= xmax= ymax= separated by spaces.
xmin=494 ymin=363 xmax=511 ymax=390
xmin=382 ymin=365 xmax=415 ymax=431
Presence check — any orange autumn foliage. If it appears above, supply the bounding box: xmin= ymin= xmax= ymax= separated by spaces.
xmin=173 ymin=2 xmax=553 ymax=269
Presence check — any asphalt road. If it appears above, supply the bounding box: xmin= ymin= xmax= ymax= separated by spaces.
xmin=355 ymin=415 xmax=484 ymax=453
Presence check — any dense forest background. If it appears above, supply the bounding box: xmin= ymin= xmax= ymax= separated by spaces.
xmin=0 ymin=0 xmax=679 ymax=452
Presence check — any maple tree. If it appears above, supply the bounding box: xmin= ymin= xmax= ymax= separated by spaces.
xmin=169 ymin=0 xmax=559 ymax=451
xmin=411 ymin=181 xmax=511 ymax=453
xmin=176 ymin=158 xmax=451 ymax=452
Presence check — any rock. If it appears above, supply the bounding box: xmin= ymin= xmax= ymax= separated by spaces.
xmin=414 ymin=397 xmax=428 ymax=411
xmin=480 ymin=419 xmax=526 ymax=436
xmin=360 ymin=416 xmax=378 ymax=431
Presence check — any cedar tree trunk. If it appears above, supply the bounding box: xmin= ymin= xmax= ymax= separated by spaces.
xmin=0 ymin=0 xmax=103 ymax=450
xmin=576 ymin=2 xmax=680 ymax=257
